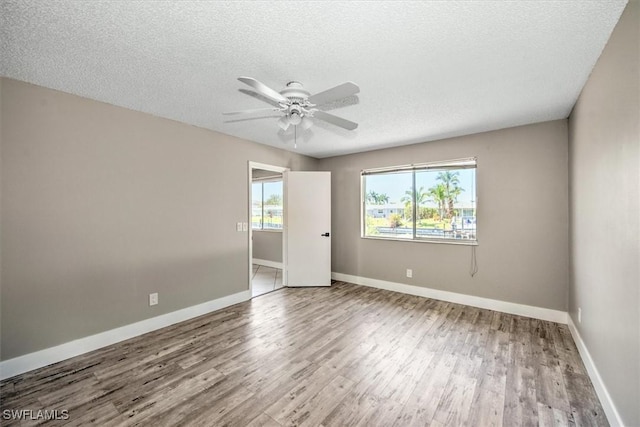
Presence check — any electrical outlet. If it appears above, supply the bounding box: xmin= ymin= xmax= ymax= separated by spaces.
xmin=149 ymin=293 xmax=158 ymax=306
xmin=406 ymin=269 xmax=412 ymax=278
xmin=578 ymin=307 xmax=582 ymax=323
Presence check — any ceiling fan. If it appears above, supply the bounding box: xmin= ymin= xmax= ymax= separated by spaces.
xmin=224 ymin=77 xmax=359 ymax=132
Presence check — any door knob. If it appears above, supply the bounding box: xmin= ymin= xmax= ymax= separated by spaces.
xmin=321 ymin=232 xmax=330 ymax=237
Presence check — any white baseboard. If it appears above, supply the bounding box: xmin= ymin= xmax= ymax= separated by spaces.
xmin=0 ymin=290 xmax=251 ymax=381
xmin=331 ymin=272 xmax=567 ymax=324
xmin=567 ymin=316 xmax=623 ymax=427
xmin=252 ymin=258 xmax=283 ymax=269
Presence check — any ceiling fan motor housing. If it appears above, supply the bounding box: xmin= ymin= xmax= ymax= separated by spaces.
xmin=280 ymin=81 xmax=311 ymax=103
xmin=279 ymin=82 xmax=313 ymax=125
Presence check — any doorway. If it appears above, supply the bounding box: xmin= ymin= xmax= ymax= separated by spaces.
xmin=248 ymin=162 xmax=287 ymax=297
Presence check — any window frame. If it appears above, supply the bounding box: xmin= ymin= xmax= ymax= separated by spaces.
xmin=361 ymin=158 xmax=478 ymax=245
xmin=252 ymin=178 xmax=284 ymax=232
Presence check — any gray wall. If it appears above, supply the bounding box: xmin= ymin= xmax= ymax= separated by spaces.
xmin=568 ymin=1 xmax=639 ymax=425
xmin=252 ymin=231 xmax=283 ymax=263
xmin=319 ymin=120 xmax=569 ymax=311
xmin=0 ymin=78 xmax=318 ymax=360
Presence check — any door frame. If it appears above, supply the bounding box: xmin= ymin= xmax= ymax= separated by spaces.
xmin=248 ymin=161 xmax=289 ymax=296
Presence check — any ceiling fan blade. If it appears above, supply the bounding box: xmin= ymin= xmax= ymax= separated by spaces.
xmin=223 ymin=108 xmax=282 ymax=115
xmin=308 ymin=82 xmax=360 ymax=106
xmin=313 ymin=110 xmax=358 ymax=131
xmin=238 ymin=77 xmax=288 ymax=104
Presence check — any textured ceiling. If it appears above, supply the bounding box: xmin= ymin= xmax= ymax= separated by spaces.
xmin=0 ymin=1 xmax=627 ymax=158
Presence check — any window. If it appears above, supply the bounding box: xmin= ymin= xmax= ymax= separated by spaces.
xmin=252 ymin=180 xmax=283 ymax=230
xmin=362 ymin=158 xmax=476 ymax=243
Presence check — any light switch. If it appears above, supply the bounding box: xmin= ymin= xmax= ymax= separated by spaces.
xmin=242 ymin=222 xmax=248 ymax=231
xmin=236 ymin=222 xmax=242 ymax=232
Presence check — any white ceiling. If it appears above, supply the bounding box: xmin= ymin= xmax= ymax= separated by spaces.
xmin=0 ymin=1 xmax=627 ymax=158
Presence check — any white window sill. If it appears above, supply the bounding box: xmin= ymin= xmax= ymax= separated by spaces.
xmin=361 ymin=236 xmax=478 ymax=246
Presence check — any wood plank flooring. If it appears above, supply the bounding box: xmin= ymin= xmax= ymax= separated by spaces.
xmin=0 ymin=282 xmax=607 ymax=426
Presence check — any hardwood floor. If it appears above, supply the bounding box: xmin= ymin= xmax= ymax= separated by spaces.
xmin=0 ymin=282 xmax=607 ymax=426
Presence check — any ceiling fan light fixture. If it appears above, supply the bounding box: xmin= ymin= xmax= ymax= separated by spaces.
xmin=301 ymin=116 xmax=313 ymax=130
xmin=289 ymin=112 xmax=302 ymax=125
xmin=278 ymin=116 xmax=290 ymax=131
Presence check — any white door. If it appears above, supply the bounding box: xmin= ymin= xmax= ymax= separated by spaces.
xmin=285 ymin=171 xmax=331 ymax=287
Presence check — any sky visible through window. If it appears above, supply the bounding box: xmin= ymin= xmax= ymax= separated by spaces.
xmin=262 ymin=182 xmax=281 ymax=202
xmin=252 ymin=181 xmax=282 ymax=205
xmin=366 ymin=169 xmax=476 ymax=207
